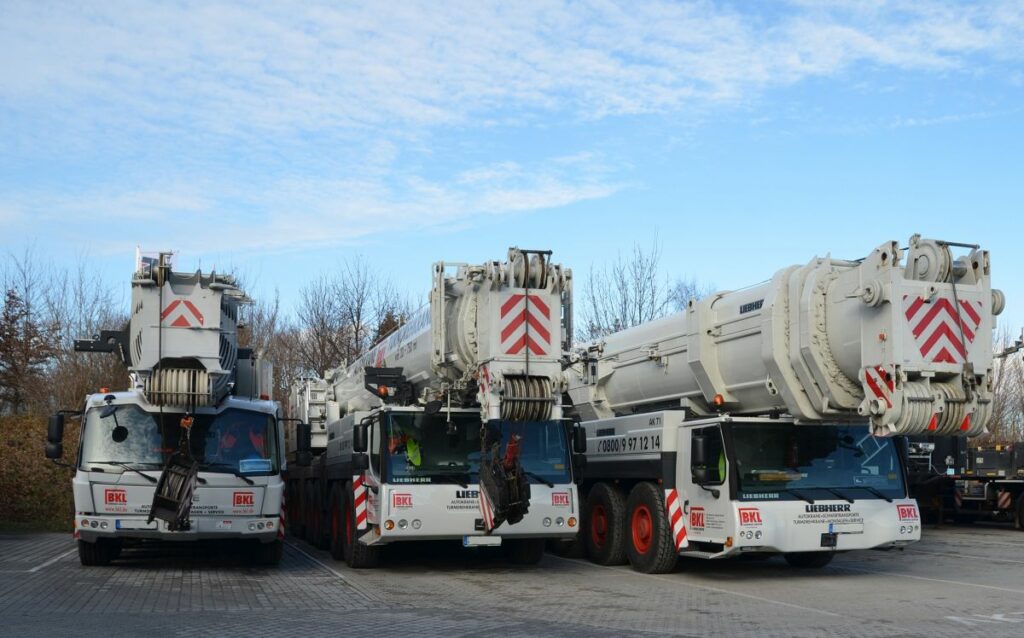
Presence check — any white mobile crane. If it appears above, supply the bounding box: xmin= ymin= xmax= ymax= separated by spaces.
xmin=285 ymin=248 xmax=584 ymax=567
xmin=46 ymin=252 xmax=286 ymax=566
xmin=565 ymin=235 xmax=1003 ymax=572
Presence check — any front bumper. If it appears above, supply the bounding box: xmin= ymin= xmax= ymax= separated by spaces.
xmin=75 ymin=514 xmax=280 ymax=543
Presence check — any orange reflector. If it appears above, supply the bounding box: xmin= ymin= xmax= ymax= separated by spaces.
xmin=384 ymin=520 xmax=395 ymax=530
xmin=99 ymin=387 xmax=109 ymax=393
xmin=927 ymin=414 xmax=938 ymax=431
xmin=378 ymin=386 xmax=389 ymax=397
xmin=567 ymin=517 xmax=577 ymax=528
xmin=960 ymin=414 xmax=971 ymax=431
xmin=725 ymin=536 xmax=733 ymax=548
xmin=713 ymin=394 xmax=724 ymax=407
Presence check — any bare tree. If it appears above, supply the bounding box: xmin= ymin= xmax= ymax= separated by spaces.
xmin=984 ymin=328 xmax=1024 ymax=444
xmin=292 ymin=256 xmax=412 ymax=377
xmin=579 ymin=238 xmax=711 ymax=341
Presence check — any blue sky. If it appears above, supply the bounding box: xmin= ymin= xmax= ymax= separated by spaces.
xmin=2 ymin=1 xmax=1023 ymax=332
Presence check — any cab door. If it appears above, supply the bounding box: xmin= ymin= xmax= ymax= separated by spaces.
xmin=682 ymin=424 xmax=732 ymax=544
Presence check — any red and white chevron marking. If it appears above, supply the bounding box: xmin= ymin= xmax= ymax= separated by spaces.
xmin=353 ymin=475 xmax=367 ymax=530
xmin=479 ymin=486 xmax=495 ymax=532
xmin=665 ymin=489 xmax=687 ymax=552
xmin=997 ymin=490 xmax=1012 ymax=510
xmin=278 ymin=490 xmax=286 ymax=539
xmin=499 ymin=293 xmax=551 ymax=356
xmin=903 ymin=295 xmax=983 ymax=364
xmin=863 ymin=366 xmax=895 ymax=408
xmin=160 ymin=298 xmax=205 ymax=328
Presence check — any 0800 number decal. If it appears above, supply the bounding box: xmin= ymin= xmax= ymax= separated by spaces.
xmin=595 ymin=434 xmax=661 ymax=454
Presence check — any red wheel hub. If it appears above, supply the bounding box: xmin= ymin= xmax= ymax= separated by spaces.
xmin=631 ymin=504 xmax=653 ymax=554
xmin=590 ymin=504 xmax=608 ymax=548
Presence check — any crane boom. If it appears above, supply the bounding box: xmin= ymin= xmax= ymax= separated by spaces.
xmin=568 ymin=235 xmax=1003 ymax=437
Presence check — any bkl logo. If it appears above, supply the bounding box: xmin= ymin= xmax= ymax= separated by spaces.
xmin=393 ymin=493 xmax=413 ymax=508
xmin=552 ymin=492 xmax=570 ymax=507
xmin=897 ymin=504 xmax=919 ymax=521
xmin=738 ymin=507 xmax=763 ymax=526
xmin=105 ymin=489 xmax=127 ymax=504
xmin=233 ymin=492 xmax=255 ymax=507
xmin=689 ymin=507 xmax=705 ymax=530
xmin=161 ymin=298 xmax=205 ymax=328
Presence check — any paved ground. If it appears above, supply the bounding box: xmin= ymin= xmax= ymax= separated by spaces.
xmin=1 ymin=524 xmax=1022 ymax=637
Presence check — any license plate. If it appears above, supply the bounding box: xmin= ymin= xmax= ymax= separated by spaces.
xmin=820 ymin=532 xmax=838 ymax=548
xmin=463 ymin=535 xmax=502 ymax=547
xmin=115 ymin=519 xmax=157 ymax=530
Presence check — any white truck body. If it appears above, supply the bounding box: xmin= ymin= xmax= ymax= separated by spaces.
xmin=285 ymin=249 xmax=581 ymax=567
xmin=565 ymin=236 xmax=1001 ymax=572
xmin=55 ymin=253 xmax=287 ymax=565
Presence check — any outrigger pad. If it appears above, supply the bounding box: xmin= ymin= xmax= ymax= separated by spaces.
xmin=479 ymin=454 xmax=531 ymax=529
xmin=148 ymin=453 xmax=199 ymax=531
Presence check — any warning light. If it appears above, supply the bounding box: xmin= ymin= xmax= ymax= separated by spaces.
xmin=567 ymin=517 xmax=577 ymax=528
xmin=713 ymin=394 xmax=724 ymax=407
xmin=384 ymin=519 xmax=395 ymax=530
xmin=99 ymin=387 xmax=109 ymax=393
xmin=724 ymin=536 xmax=733 ymax=548
xmin=378 ymin=385 xmax=390 ymax=398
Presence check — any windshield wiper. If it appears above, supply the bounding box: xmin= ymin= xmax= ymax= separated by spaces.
xmin=780 ymin=488 xmax=815 ymax=504
xmin=200 ymin=463 xmax=255 ymax=485
xmin=823 ymin=487 xmax=854 ymax=504
xmin=90 ymin=461 xmax=158 ymax=484
xmin=523 ymin=470 xmax=554 ymax=488
xmin=432 ymin=472 xmax=470 ymax=488
xmin=848 ymin=485 xmax=893 ymax=503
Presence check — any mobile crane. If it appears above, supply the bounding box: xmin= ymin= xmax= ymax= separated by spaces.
xmin=564 ymin=235 xmax=1003 ymax=572
xmin=46 ymin=252 xmax=285 ymax=566
xmin=285 ymin=248 xmax=584 ymax=567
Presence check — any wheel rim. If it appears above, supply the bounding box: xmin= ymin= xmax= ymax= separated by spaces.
xmin=631 ymin=504 xmax=653 ymax=554
xmin=590 ymin=504 xmax=608 ymax=549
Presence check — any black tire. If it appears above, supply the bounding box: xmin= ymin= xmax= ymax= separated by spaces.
xmin=504 ymin=539 xmax=545 ymax=565
xmin=784 ymin=552 xmax=834 ymax=569
xmin=312 ymin=482 xmax=329 ymax=550
xmin=77 ymin=539 xmax=115 ymax=566
xmin=1015 ymin=493 xmax=1023 ymax=531
xmin=252 ymin=539 xmax=283 ymax=566
xmin=303 ymin=482 xmax=317 ymax=543
xmin=583 ymin=482 xmax=627 ymax=566
xmin=328 ymin=484 xmax=345 ymax=561
xmin=624 ymin=482 xmax=678 ymax=574
xmin=288 ymin=482 xmax=304 ymax=539
xmin=343 ymin=481 xmax=379 ymax=569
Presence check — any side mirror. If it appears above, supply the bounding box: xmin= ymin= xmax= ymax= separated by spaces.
xmin=45 ymin=414 xmax=65 ymax=460
xmin=572 ymin=453 xmax=587 ymax=483
xmin=295 ymin=422 xmax=312 ymax=467
xmin=692 ymin=434 xmax=709 ymax=467
xmin=573 ymin=425 xmax=587 ymax=454
xmin=297 ymin=422 xmax=312 ymax=453
xmin=692 ymin=466 xmax=711 ymax=484
xmin=47 ymin=414 xmax=65 ymax=444
xmin=352 ymin=453 xmax=369 ymax=471
xmin=353 ymin=423 xmax=368 ymax=453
